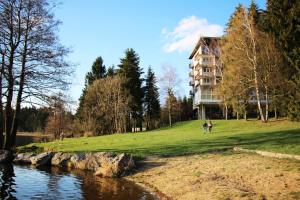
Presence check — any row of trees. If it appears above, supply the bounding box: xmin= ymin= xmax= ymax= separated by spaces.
xmin=0 ymin=0 xmax=71 ymax=150
xmin=220 ymin=1 xmax=300 ymax=122
xmin=76 ymin=49 xmax=194 ymax=135
xmin=76 ymin=49 xmax=161 ymax=135
xmin=160 ymin=95 xmax=194 ymax=126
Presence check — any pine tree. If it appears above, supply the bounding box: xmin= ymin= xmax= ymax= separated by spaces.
xmin=266 ymin=0 xmax=300 ymax=120
xmin=118 ymin=48 xmax=144 ymax=131
xmin=144 ymin=67 xmax=160 ymax=130
xmin=180 ymin=96 xmax=194 ymax=121
xmin=76 ymin=56 xmax=107 ymax=119
xmin=86 ymin=57 xmax=106 ymax=85
xmin=107 ymin=65 xmax=116 ymax=77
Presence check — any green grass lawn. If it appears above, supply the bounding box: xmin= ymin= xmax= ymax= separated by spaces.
xmin=22 ymin=119 xmax=300 ymax=157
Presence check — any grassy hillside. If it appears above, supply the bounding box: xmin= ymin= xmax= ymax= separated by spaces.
xmin=22 ymin=119 xmax=300 ymax=157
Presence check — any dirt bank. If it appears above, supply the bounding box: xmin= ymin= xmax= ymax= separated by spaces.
xmin=127 ymin=152 xmax=300 ymax=200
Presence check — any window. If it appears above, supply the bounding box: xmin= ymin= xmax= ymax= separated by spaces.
xmin=202 ymin=46 xmax=209 ymax=54
xmin=203 ymin=67 xmax=211 ymax=73
xmin=203 ymin=78 xmax=210 ymax=83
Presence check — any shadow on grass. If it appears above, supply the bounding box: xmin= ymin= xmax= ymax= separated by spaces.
xmin=87 ymin=128 xmax=300 ymax=157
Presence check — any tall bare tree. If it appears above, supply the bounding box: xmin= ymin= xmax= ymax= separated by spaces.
xmin=0 ymin=0 xmax=71 ymax=150
xmin=160 ymin=65 xmax=180 ymax=126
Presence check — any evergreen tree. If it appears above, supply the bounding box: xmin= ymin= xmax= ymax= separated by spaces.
xmin=76 ymin=56 xmax=107 ymax=119
xmin=266 ymin=0 xmax=300 ymax=120
xmin=144 ymin=67 xmax=160 ymax=130
xmin=107 ymin=65 xmax=116 ymax=77
xmin=118 ymin=48 xmax=144 ymax=131
xmin=86 ymin=57 xmax=107 ymax=85
xmin=180 ymin=96 xmax=194 ymax=121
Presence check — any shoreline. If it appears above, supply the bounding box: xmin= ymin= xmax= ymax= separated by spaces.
xmin=126 ymin=152 xmax=300 ymax=200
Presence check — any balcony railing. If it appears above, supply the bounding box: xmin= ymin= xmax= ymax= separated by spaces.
xmin=202 ymin=72 xmax=213 ymax=77
xmin=189 ymin=71 xmax=194 ymax=77
xmin=201 ymin=95 xmax=222 ymax=100
xmin=200 ymin=81 xmax=211 ymax=86
xmin=189 ymin=63 xmax=193 ymax=69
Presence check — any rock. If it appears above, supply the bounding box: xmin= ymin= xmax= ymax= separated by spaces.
xmin=13 ymin=150 xmax=135 ymax=178
xmin=0 ymin=150 xmax=13 ymax=163
xmin=95 ymin=153 xmax=135 ymax=178
xmin=14 ymin=153 xmax=35 ymax=164
xmin=113 ymin=153 xmax=135 ymax=177
xmin=75 ymin=153 xmax=102 ymax=171
xmin=51 ymin=152 xmax=72 ymax=167
xmin=30 ymin=152 xmax=54 ymax=166
xmin=69 ymin=153 xmax=86 ymax=169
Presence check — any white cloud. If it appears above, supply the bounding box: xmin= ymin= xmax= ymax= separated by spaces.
xmin=162 ymin=16 xmax=223 ymax=53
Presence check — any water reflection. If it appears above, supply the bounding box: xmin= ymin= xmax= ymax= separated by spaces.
xmin=0 ymin=164 xmax=16 ymax=200
xmin=0 ymin=164 xmax=155 ymax=200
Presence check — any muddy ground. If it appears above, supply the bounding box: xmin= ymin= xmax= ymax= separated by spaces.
xmin=127 ymin=152 xmax=300 ymax=200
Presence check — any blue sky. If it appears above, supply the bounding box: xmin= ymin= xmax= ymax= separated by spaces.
xmin=54 ymin=0 xmax=266 ymax=107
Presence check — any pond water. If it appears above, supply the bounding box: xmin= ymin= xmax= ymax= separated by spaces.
xmin=0 ymin=164 xmax=156 ymax=200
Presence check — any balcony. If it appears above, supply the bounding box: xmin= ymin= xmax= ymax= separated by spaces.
xmin=202 ymin=72 xmax=213 ymax=77
xmin=194 ymin=93 xmax=223 ymax=105
xmin=194 ymin=62 xmax=201 ymax=70
xmin=200 ymin=82 xmax=212 ymax=86
xmin=189 ymin=63 xmax=193 ymax=69
xmin=189 ymin=71 xmax=194 ymax=77
xmin=195 ymin=72 xmax=200 ymax=80
xmin=201 ymin=94 xmax=222 ymax=100
xmin=189 ymin=80 xmax=194 ymax=86
xmin=201 ymin=55 xmax=215 ymax=66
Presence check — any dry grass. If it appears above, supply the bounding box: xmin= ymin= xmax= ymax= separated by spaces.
xmin=127 ymin=152 xmax=300 ymax=200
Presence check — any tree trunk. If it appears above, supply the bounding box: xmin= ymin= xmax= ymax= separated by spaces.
xmin=237 ymin=111 xmax=239 ymax=120
xmin=168 ymin=95 xmax=172 ymax=126
xmin=265 ymin=91 xmax=269 ymax=122
xmin=243 ymin=9 xmax=266 ymax=123
xmin=0 ymin=53 xmax=4 ymax=149
xmin=274 ymin=107 xmax=277 ymax=119
xmin=244 ymin=112 xmax=247 ymax=120
xmin=10 ymin=30 xmax=29 ymax=147
xmin=225 ymin=104 xmax=228 ymax=120
xmin=254 ymin=78 xmax=266 ymax=122
xmin=4 ymin=51 xmax=16 ymax=150
xmin=4 ymin=3 xmax=22 ymax=150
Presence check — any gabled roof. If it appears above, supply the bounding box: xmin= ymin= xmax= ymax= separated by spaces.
xmin=189 ymin=36 xmax=221 ymax=59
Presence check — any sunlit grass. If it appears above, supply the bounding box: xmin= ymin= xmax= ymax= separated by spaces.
xmin=21 ymin=119 xmax=300 ymax=157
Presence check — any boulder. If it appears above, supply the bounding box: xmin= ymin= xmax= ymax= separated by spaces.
xmin=30 ymin=152 xmax=54 ymax=166
xmin=75 ymin=153 xmax=102 ymax=171
xmin=95 ymin=153 xmax=135 ymax=178
xmin=14 ymin=153 xmax=35 ymax=164
xmin=0 ymin=150 xmax=13 ymax=163
xmin=51 ymin=152 xmax=73 ymax=167
xmin=69 ymin=153 xmax=86 ymax=169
